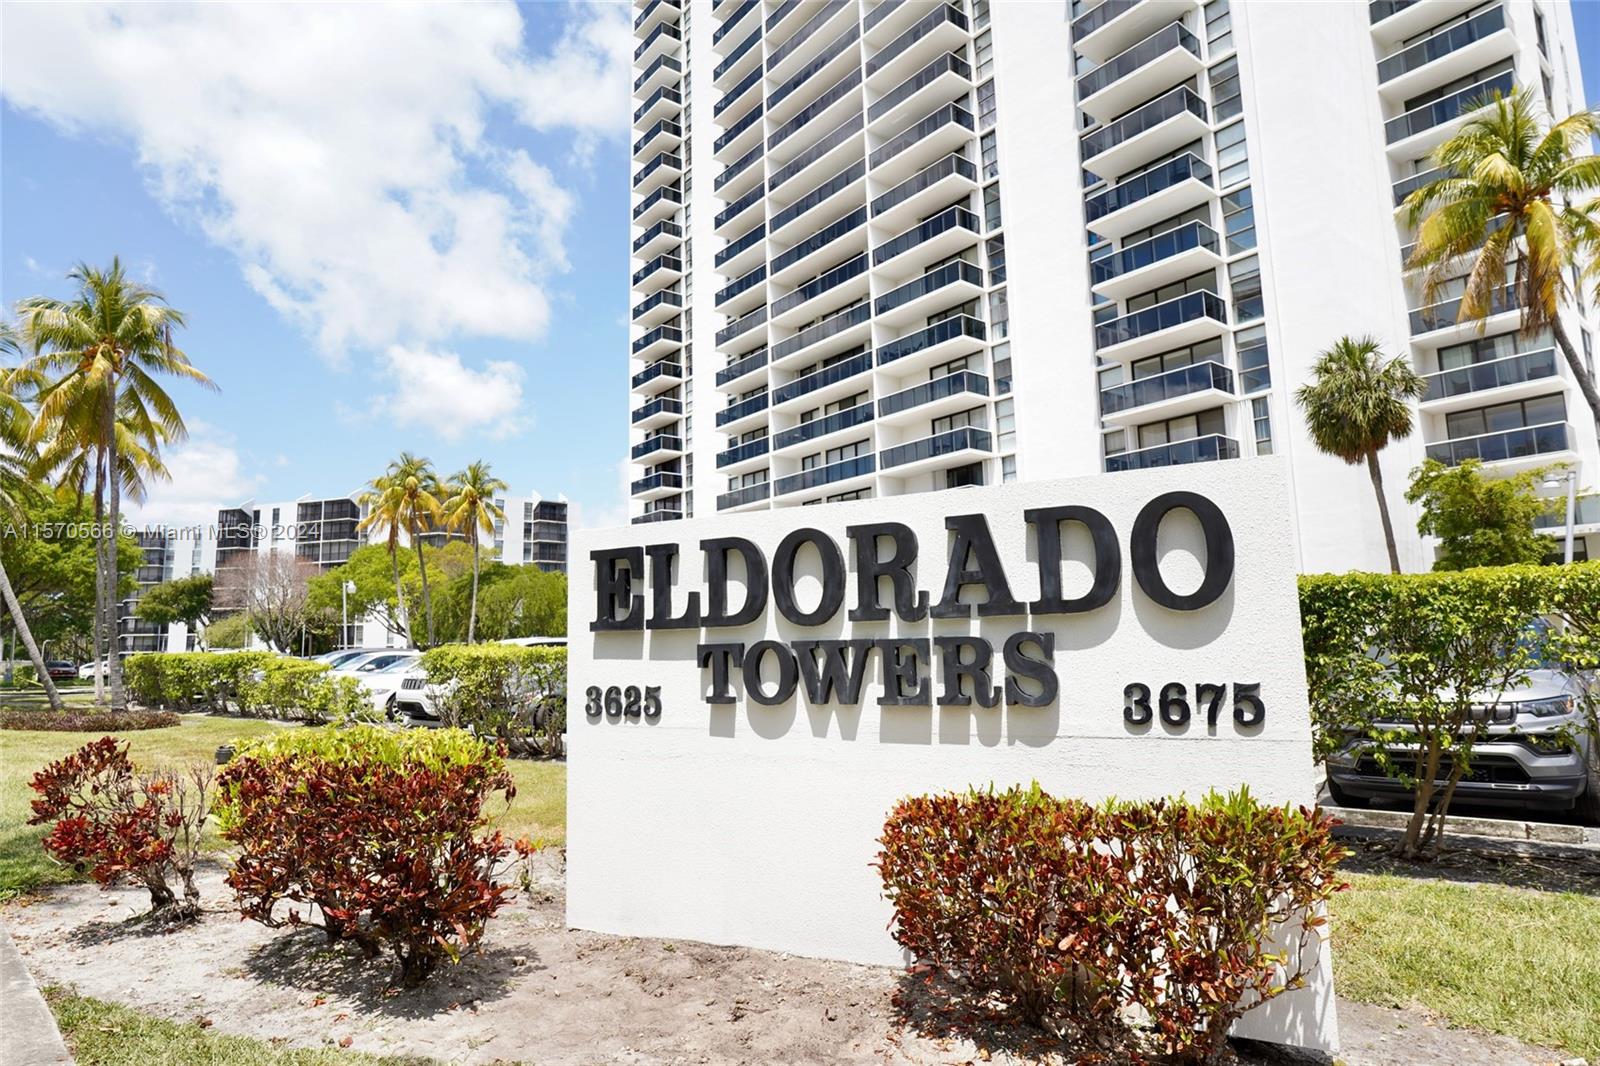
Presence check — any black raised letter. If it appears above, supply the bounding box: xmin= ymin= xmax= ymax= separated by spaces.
xmin=874 ymin=639 xmax=932 ymax=706
xmin=932 ymin=514 xmax=1024 ymax=618
xmin=701 ymin=537 xmax=769 ymax=627
xmin=771 ymin=528 xmax=846 ymax=626
xmin=698 ymin=643 xmax=745 ymax=704
xmin=1026 ymin=506 xmax=1120 ymax=614
xmin=742 ymin=640 xmax=799 ymax=705
xmin=794 ymin=640 xmax=874 ymax=704
xmin=1130 ymin=491 xmax=1235 ymax=611
xmin=1003 ymin=631 xmax=1058 ymax=707
xmin=646 ymin=543 xmax=701 ymax=629
xmin=846 ymin=522 xmax=929 ymax=622
xmin=590 ymin=547 xmax=644 ymax=631
xmin=934 ymin=636 xmax=1002 ymax=707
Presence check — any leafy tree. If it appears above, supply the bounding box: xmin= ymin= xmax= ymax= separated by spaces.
xmin=203 ymin=612 xmax=250 ymax=649
xmin=1404 ymin=89 xmax=1600 ymax=426
xmin=442 ymin=461 xmax=507 ymax=644
xmin=18 ymin=259 xmax=214 ymax=709
xmin=134 ymin=574 xmax=214 ymax=637
xmin=1295 ymin=336 xmax=1426 ymax=573
xmin=356 ymin=452 xmax=444 ymax=648
xmin=1405 ymin=458 xmax=1560 ymax=570
xmin=475 ymin=564 xmax=566 ymax=640
xmin=241 ymin=551 xmax=332 ymax=653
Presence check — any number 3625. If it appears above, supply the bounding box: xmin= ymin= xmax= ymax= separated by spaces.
xmin=585 ymin=685 xmax=661 ymax=720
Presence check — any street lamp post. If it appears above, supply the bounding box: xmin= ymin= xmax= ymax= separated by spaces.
xmin=1543 ymin=470 xmax=1577 ymax=565
xmin=341 ymin=580 xmax=357 ymax=648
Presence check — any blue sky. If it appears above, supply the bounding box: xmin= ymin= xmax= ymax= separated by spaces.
xmin=2 ymin=3 xmax=1598 ymax=531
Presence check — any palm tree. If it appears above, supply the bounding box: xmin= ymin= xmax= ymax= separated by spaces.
xmin=17 ymin=259 xmax=213 ymax=710
xmin=390 ymin=453 xmax=444 ymax=648
xmin=442 ymin=461 xmax=507 ymax=644
xmin=1296 ymin=336 xmax=1426 ymax=573
xmin=356 ymin=471 xmax=411 ymax=648
xmin=1404 ymin=89 xmax=1600 ymax=426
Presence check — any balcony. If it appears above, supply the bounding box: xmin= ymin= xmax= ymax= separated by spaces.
xmin=632 ymin=433 xmax=685 ymax=461
xmin=1106 ymin=434 xmax=1241 ymax=473
xmin=716 ymin=346 xmax=770 ymax=388
xmin=1099 ymin=361 xmax=1235 ymax=426
xmin=775 ymin=454 xmax=877 ymax=497
xmin=872 ymin=204 xmax=981 ymax=277
xmin=718 ymin=481 xmax=772 ymax=511
xmin=1391 ymin=165 xmax=1451 ymax=209
xmin=715 ymin=141 xmax=765 ymax=199
xmin=714 ymin=101 xmax=765 ymax=163
xmin=768 ymin=20 xmax=861 ymax=125
xmin=631 ymin=252 xmax=683 ymax=294
xmin=770 ymin=160 xmax=866 ymax=243
xmin=714 ymin=183 xmax=765 ymax=235
xmin=1384 ymin=70 xmax=1514 ymax=152
xmin=1077 ymin=22 xmax=1204 ymax=124
xmin=635 ymin=21 xmax=682 ymax=68
xmin=876 ymin=314 xmax=986 ymax=372
xmin=876 ymin=370 xmax=989 ymax=424
xmin=768 ymin=113 xmax=864 ymax=196
xmin=631 ymin=470 xmax=684 ymax=500
xmin=634 ymin=85 xmax=682 ymax=130
xmin=716 ymin=390 xmax=771 ymax=430
xmin=634 ymin=53 xmax=682 ymax=97
xmin=1094 ymin=290 xmax=1228 ymax=361
xmin=868 ymin=51 xmax=972 ymax=133
xmin=1084 ymin=152 xmax=1213 ymax=240
xmin=714 ymin=264 xmax=768 ymax=316
xmin=1369 ymin=0 xmax=1478 ymax=45
xmin=717 ymin=305 xmax=770 ymax=354
xmin=771 ymin=252 xmax=870 ymax=327
xmin=632 ymin=324 xmax=683 ymax=360
xmin=1377 ymin=6 xmax=1510 ymax=98
xmin=767 ymin=1 xmax=853 ymax=83
xmin=1409 ymin=285 xmax=1517 ymax=340
xmin=633 ymin=508 xmax=684 ymax=525
xmin=1090 ymin=220 xmax=1223 ymax=301
xmin=632 ymin=184 xmax=683 ymax=227
xmin=717 ymin=435 xmax=772 ymax=472
xmin=772 ymin=349 xmax=874 ymax=408
xmin=636 ymin=0 xmax=680 ymax=38
xmin=773 ymin=403 xmax=875 ymax=452
xmin=770 ymin=206 xmax=868 ymax=287
xmin=1421 ymin=348 xmax=1560 ymax=411
xmin=870 ymin=152 xmax=979 ymax=230
xmin=869 ymin=103 xmax=975 ymax=184
xmin=881 ymin=426 xmax=992 ymax=474
xmin=1535 ymin=494 xmax=1600 ymax=533
xmin=631 ymin=288 xmax=685 ymax=327
xmin=769 ymin=68 xmax=863 ymax=161
xmin=631 ymin=360 xmax=684 ymax=393
xmin=715 ymin=65 xmax=763 ymax=121
xmin=1425 ymin=422 xmax=1574 ymax=471
xmin=1080 ymin=86 xmax=1208 ymax=180
xmin=715 ymin=221 xmax=767 ymax=274
xmin=633 ymin=118 xmax=682 ymax=160
xmin=632 ymin=219 xmax=682 ymax=259
xmin=631 ymin=396 xmax=684 ymax=430
xmin=865 ymin=4 xmax=968 ymax=91
xmin=1072 ymin=0 xmax=1191 ymax=65
xmin=766 ymin=0 xmax=806 ymax=37
xmin=633 ymin=151 xmax=683 ymax=196
xmin=874 ymin=260 xmax=985 ymax=327
xmin=770 ymin=301 xmax=872 ymax=367
xmin=712 ymin=0 xmax=758 ymax=51
xmin=712 ymin=29 xmax=762 ymax=91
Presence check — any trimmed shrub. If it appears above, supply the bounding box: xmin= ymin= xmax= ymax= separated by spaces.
xmin=878 ymin=785 xmax=1347 ymax=1062
xmin=237 ymin=657 xmax=369 ymax=724
xmin=213 ymin=726 xmax=517 ymax=986
xmin=1 ymin=708 xmax=180 ymax=732
xmin=27 ymin=737 xmax=214 ymax=918
xmin=124 ymin=651 xmax=274 ymax=713
xmin=417 ymin=643 xmax=566 ymax=755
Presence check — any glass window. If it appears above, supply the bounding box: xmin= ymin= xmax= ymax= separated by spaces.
xmin=973 ymin=0 xmax=991 ymax=30
xmin=1236 ymin=325 xmax=1270 ymax=392
xmin=1209 ymin=57 xmax=1242 ymax=122
xmin=977 ymin=79 xmax=997 ymax=130
xmin=975 ymin=29 xmax=994 ymax=80
xmin=1222 ymin=186 xmax=1256 ymax=253
xmin=996 ymin=397 xmax=1016 ymax=451
xmin=1205 ymin=0 xmax=1232 ymax=53
xmin=986 ymin=235 xmax=1006 ymax=284
xmin=992 ymin=342 xmax=1012 ymax=394
xmin=1214 ymin=121 xmax=1249 ymax=187
xmin=981 ymin=131 xmax=999 ymax=180
xmin=1002 ymin=455 xmax=1017 ymax=483
xmin=988 ymin=286 xmax=1009 ymax=339
xmin=1228 ymin=256 xmax=1263 ymax=323
xmin=984 ymin=182 xmax=1003 ymax=231
xmin=1252 ymin=396 xmax=1272 ymax=455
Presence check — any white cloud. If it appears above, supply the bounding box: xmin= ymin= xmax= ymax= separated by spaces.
xmin=122 ymin=422 xmax=264 ymax=529
xmin=0 ymin=2 xmax=630 ymax=359
xmin=569 ymin=457 xmax=634 ymax=532
xmin=372 ymin=345 xmax=528 ymax=442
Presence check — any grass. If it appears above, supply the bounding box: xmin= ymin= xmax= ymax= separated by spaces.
xmin=1331 ymin=871 xmax=1600 ymax=1059
xmin=43 ymin=987 xmax=438 ymax=1065
xmin=0 ymin=714 xmax=567 ymax=900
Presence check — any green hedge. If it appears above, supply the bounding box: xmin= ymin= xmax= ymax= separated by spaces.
xmin=124 ymin=651 xmax=367 ymax=724
xmin=417 ymin=644 xmax=566 ymax=755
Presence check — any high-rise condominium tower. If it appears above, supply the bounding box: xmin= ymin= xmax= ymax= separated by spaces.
xmin=625 ymin=0 xmax=1598 ymax=572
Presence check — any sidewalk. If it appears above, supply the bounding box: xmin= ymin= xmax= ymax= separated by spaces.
xmin=0 ymin=919 xmax=72 ymax=1066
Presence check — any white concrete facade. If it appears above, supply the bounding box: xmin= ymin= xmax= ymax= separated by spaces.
xmin=625 ymin=0 xmax=1600 ymax=572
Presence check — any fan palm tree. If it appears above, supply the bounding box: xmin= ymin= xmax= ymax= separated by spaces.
xmin=356 ymin=471 xmax=412 ymax=648
xmin=442 ymin=461 xmax=507 ymax=644
xmin=17 ymin=259 xmax=213 ymax=710
xmin=1403 ymin=89 xmax=1600 ymax=426
xmin=391 ymin=453 xmax=444 ymax=648
xmin=1296 ymin=336 xmax=1426 ymax=573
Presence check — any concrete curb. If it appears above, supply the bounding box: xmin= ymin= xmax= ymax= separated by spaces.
xmin=1323 ymin=803 xmax=1600 ymax=847
xmin=0 ymin=920 xmax=72 ymax=1065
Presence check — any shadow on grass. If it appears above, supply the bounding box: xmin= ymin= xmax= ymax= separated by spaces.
xmin=1337 ymin=830 xmax=1600 ymax=896
xmin=241 ymin=925 xmax=530 ymax=1019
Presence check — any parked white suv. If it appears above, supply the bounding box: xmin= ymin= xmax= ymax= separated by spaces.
xmin=332 ymin=651 xmax=420 ymax=718
xmin=393 ymin=637 xmax=565 ymax=729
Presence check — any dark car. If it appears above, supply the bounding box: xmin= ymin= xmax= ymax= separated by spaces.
xmin=44 ymin=661 xmax=78 ymax=681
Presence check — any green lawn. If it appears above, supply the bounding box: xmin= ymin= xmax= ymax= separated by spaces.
xmin=0 ymin=714 xmax=566 ymax=900
xmin=1331 ymin=872 xmax=1600 ymax=1060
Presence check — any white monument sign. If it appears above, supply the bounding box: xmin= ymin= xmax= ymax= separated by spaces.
xmin=568 ymin=457 xmax=1336 ymax=1052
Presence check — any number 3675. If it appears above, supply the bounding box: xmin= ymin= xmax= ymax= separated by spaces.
xmin=1123 ymin=682 xmax=1263 ymax=728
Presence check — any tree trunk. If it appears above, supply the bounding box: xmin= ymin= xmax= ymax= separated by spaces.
xmin=105 ymin=386 xmax=126 ymax=712
xmin=0 ymin=557 xmax=64 ymax=712
xmin=92 ymin=457 xmax=107 ymax=706
xmin=389 ymin=543 xmax=410 ymax=648
xmin=1399 ymin=742 xmax=1441 ymax=859
xmin=1366 ymin=450 xmax=1402 ymax=574
xmin=1551 ymin=317 xmax=1600 ymax=429
xmin=468 ymin=533 xmax=480 ymax=644
xmin=413 ymin=530 xmax=434 ymax=648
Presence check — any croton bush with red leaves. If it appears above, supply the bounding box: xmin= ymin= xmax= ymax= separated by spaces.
xmin=213 ymin=725 xmax=517 ymax=986
xmin=27 ymin=736 xmax=213 ymax=919
xmin=877 ymin=785 xmax=1347 ymax=1063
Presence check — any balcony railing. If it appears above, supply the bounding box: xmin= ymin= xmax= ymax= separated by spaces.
xmin=867 ymin=4 xmax=967 ymax=78
xmin=632 ymin=396 xmax=683 ymax=424
xmin=631 ymin=184 xmax=682 ymax=222
xmin=871 ymin=152 xmax=977 ymax=217
xmin=633 ymin=152 xmax=682 ymax=190
xmin=767 ymin=0 xmax=851 ymax=73
xmin=878 ymin=370 xmax=989 ymax=418
xmin=714 ymin=141 xmax=764 ymax=193
xmin=717 ymin=436 xmax=772 ymax=468
xmin=773 ymin=349 xmax=874 ymax=404
xmin=772 ymin=252 xmax=869 ymax=316
xmin=712 ymin=28 xmax=760 ymax=83
xmin=768 ymin=112 xmax=864 ymax=192
xmin=1384 ymin=70 xmax=1513 ymax=144
xmin=1409 ymin=285 xmax=1516 ymax=334
xmin=882 ymin=426 xmax=991 ymax=470
xmin=1081 ymin=86 xmax=1207 ymax=161
xmin=876 ymin=260 xmax=983 ymax=316
xmin=870 ymin=102 xmax=974 ymax=170
xmin=631 ymin=360 xmax=682 ymax=390
xmin=1425 ymin=422 xmax=1572 ymax=466
xmin=715 ymin=222 xmax=767 ymax=269
xmin=767 ymin=0 xmax=800 ymax=32
xmin=877 ymin=314 xmax=986 ymax=366
xmin=715 ymin=264 xmax=767 ymax=307
xmin=873 ymin=204 xmax=980 ymax=266
xmin=632 ymin=220 xmax=683 ymax=255
xmin=1106 ymin=434 xmax=1240 ymax=472
xmin=715 ymin=183 xmax=764 ymax=230
xmin=771 ymin=302 xmax=871 ymax=362
xmin=772 ymin=160 xmax=866 ymax=231
xmin=1091 ymin=221 xmax=1219 ymax=285
xmin=1100 ymin=361 xmax=1234 ymax=415
xmin=713 ymin=0 xmax=758 ymax=45
xmin=1094 ymin=290 xmax=1227 ymax=350
xmin=634 ymin=85 xmax=682 ymax=126
xmin=632 ymin=434 xmax=684 ymax=460
xmin=716 ymin=305 xmax=769 ymax=346
xmin=1072 ymin=0 xmax=1139 ymax=42
xmin=716 ymin=347 xmax=770 ymax=386
xmin=634 ymin=21 xmax=682 ymax=63
xmin=714 ymin=65 xmax=763 ymax=119
xmin=1423 ymin=348 xmax=1558 ymax=402
xmin=634 ymin=118 xmax=682 ymax=157
xmin=1077 ymin=23 xmax=1201 ymax=101
xmin=772 ymin=207 xmax=867 ymax=276
xmin=1535 ymin=494 xmax=1600 ymax=529
xmin=863 ymin=0 xmax=904 ymax=34
xmin=1391 ymin=165 xmax=1451 ymax=207
xmin=633 ymin=53 xmax=681 ymax=94
xmin=1369 ymin=0 xmax=1420 ymax=23
xmin=715 ymin=102 xmax=764 ymax=155
xmin=1084 ymin=152 xmax=1212 ymax=225
xmin=769 ymin=21 xmax=861 ymax=111
xmin=631 ymin=289 xmax=684 ymax=321
xmin=770 ymin=67 xmax=862 ymax=151
xmin=775 ymin=454 xmax=876 ymax=495
xmin=718 ymin=481 xmax=772 ymax=509
xmin=716 ymin=391 xmax=771 ymax=427
xmin=870 ymin=52 xmax=972 ymax=124
xmin=633 ymin=508 xmax=684 ymax=524
xmin=1378 ymin=5 xmax=1505 ymax=84
xmin=773 ymin=403 xmax=874 ymax=450
xmin=631 ymin=254 xmax=682 ymax=287
xmin=632 ymin=471 xmax=685 ymax=495
xmin=632 ymin=325 xmax=683 ymax=355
